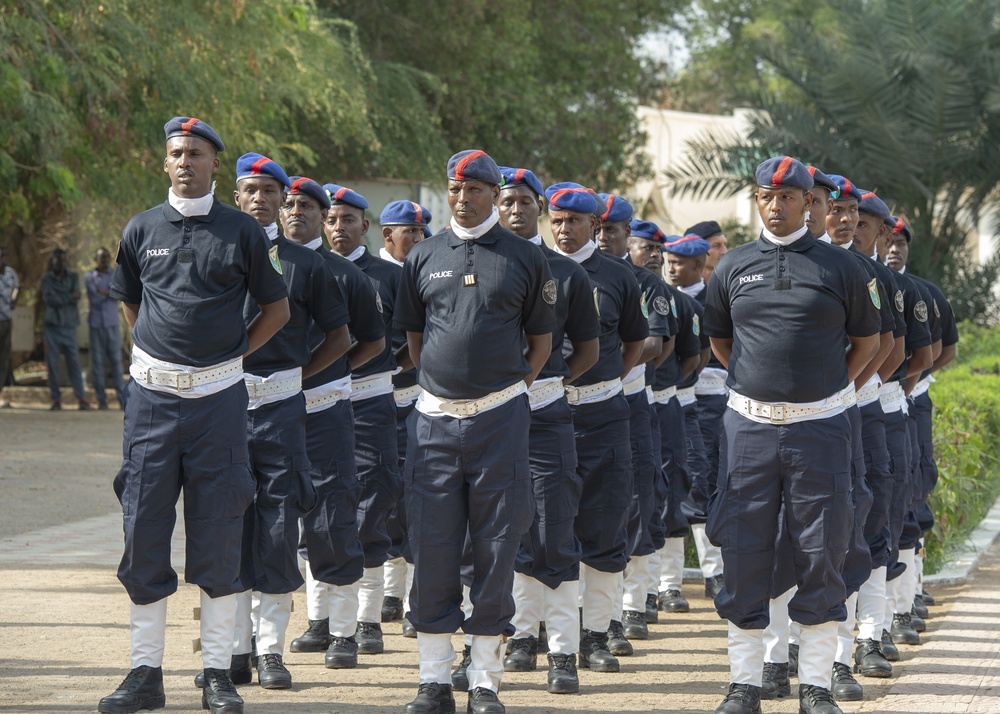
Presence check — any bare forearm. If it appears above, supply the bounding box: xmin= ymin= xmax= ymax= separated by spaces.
xmin=245 ymin=298 xmax=290 ymax=357
xmin=348 ymin=338 xmax=385 ymax=371
xmin=302 ymin=326 xmax=351 ymax=380
xmin=524 ymin=333 xmax=552 ymax=387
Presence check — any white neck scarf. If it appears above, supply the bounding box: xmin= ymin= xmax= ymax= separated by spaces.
xmin=263 ymin=223 xmax=278 ymax=242
xmin=762 ymin=224 xmax=809 ymax=247
xmin=379 ymin=247 xmax=404 ymax=266
xmin=168 ymin=187 xmax=215 ymax=218
xmin=678 ymin=279 xmax=705 ymax=298
xmin=343 ymin=245 xmax=366 ymax=262
xmin=450 ymin=207 xmax=499 ymax=241
xmin=835 ymin=238 xmax=852 ymax=249
xmin=899 ymin=265 xmax=906 ymax=274
xmin=817 ymin=232 xmax=833 ymax=244
xmin=301 ymin=237 xmax=323 ymax=251
xmin=552 ymin=239 xmax=597 ymax=264
xmin=528 ymin=235 xmax=543 ymax=246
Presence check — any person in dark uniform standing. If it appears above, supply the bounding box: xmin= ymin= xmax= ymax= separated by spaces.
xmin=100 ymin=117 xmax=290 ymax=714
xmin=887 ymin=216 xmax=957 ymax=613
xmin=496 ymin=166 xmax=600 ymax=693
xmin=703 ymin=156 xmax=880 ymax=714
xmin=41 ymin=248 xmax=90 ymax=410
xmin=377 ymin=200 xmax=432 ymax=632
xmin=85 ymin=247 xmax=128 ymax=409
xmin=321 ymin=183 xmax=405 ymax=657
xmin=222 ymin=154 xmax=351 ymax=691
xmin=280 ymin=178 xmax=385 ymax=669
xmin=664 ymin=233 xmax=728 ymax=599
xmin=545 ymin=182 xmax=647 ymax=675
xmin=628 ymin=223 xmax=702 ymax=616
xmin=595 ymin=193 xmax=675 ymax=648
xmin=394 ymin=150 xmax=555 ymax=714
xmin=687 ymin=220 xmax=729 ymax=285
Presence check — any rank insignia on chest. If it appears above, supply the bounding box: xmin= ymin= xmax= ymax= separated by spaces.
xmin=268 ymin=245 xmax=282 ymax=275
xmin=867 ymin=278 xmax=881 ymax=309
xmin=463 ymin=273 xmax=477 ymax=287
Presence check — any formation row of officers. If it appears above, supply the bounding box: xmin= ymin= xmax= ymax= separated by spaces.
xmin=96 ymin=116 xmax=958 ymax=714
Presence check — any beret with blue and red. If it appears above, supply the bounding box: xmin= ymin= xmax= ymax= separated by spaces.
xmin=545 ymin=182 xmax=600 ymax=214
xmin=322 ymin=183 xmax=368 ymax=211
xmin=288 ymin=177 xmax=331 ymax=209
xmin=380 ymin=200 xmax=432 ymax=229
xmin=498 ymin=166 xmax=544 ymax=197
xmin=163 ymin=116 xmax=225 ymax=152
xmin=684 ymin=220 xmax=723 ymax=239
xmin=235 ymin=152 xmax=290 ymax=189
xmin=806 ymin=166 xmax=838 ymax=194
xmin=448 ymin=149 xmax=502 ymax=185
xmin=596 ymin=193 xmax=634 ymax=223
xmin=755 ymin=156 xmax=813 ymax=191
xmin=664 ymin=234 xmax=712 ymax=256
xmin=629 ymin=219 xmax=667 ymax=245
xmin=858 ymin=190 xmax=892 ymax=221
xmin=889 ymin=215 xmax=913 ymax=242
xmin=827 ymin=174 xmax=863 ymax=202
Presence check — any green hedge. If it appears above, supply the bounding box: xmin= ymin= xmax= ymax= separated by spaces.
xmin=925 ymin=322 xmax=1000 ymax=572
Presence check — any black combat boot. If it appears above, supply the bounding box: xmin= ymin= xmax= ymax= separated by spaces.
xmin=98 ymin=666 xmax=165 ymax=714
xmin=502 ymin=636 xmax=537 ymax=672
xmin=546 ymin=652 xmax=579 ymax=694
xmin=579 ymin=629 xmax=620 ymax=672
xmin=853 ymin=637 xmax=892 ymax=677
xmin=714 ymin=682 xmax=762 ymax=714
xmin=405 ymin=682 xmax=456 ymax=713
xmin=831 ymin=661 xmax=863 ymax=701
xmin=289 ymin=619 xmax=331 ymax=652
xmin=201 ymin=668 xmax=244 ymax=714
xmin=760 ymin=661 xmax=790 ymax=699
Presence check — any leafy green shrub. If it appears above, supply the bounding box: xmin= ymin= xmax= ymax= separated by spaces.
xmin=924 ymin=323 xmax=1000 ymax=572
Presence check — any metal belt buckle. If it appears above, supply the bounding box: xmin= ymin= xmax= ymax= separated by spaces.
xmin=565 ymin=385 xmax=579 ymax=403
xmin=768 ymin=403 xmax=786 ymax=423
xmin=176 ymin=373 xmax=193 ymax=391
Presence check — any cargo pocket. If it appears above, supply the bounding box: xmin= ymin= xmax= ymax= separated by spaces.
xmin=224 ymin=442 xmax=255 ymax=519
xmin=293 ymin=453 xmax=317 ymax=513
xmin=510 ymin=458 xmax=534 ymax=538
xmin=113 ymin=441 xmax=136 ymax=516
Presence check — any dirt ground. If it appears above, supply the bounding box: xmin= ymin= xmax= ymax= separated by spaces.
xmin=0 ymin=405 xmax=962 ymax=713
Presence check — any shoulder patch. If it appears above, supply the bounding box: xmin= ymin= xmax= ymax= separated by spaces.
xmin=375 ymin=291 xmax=384 ymax=313
xmin=640 ymin=290 xmax=650 ymax=319
xmin=867 ymin=278 xmax=881 ymax=309
xmin=914 ymin=300 xmax=928 ymax=323
xmin=268 ymin=245 xmax=282 ymax=275
xmin=593 ymin=287 xmax=601 ymax=318
xmin=542 ymin=279 xmax=557 ymax=306
xmin=933 ymin=299 xmax=940 ymax=318
xmin=692 ymin=313 xmax=701 ymax=336
xmin=894 ymin=289 xmax=904 ymax=313
xmin=653 ymin=295 xmax=671 ymax=316
xmin=670 ymin=296 xmax=678 ymax=317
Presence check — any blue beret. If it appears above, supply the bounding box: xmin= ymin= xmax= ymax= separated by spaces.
xmin=448 ymin=150 xmax=502 ymax=185
xmin=628 ymin=219 xmax=667 ymax=245
xmin=755 ymin=156 xmax=813 ymax=191
xmin=288 ymin=176 xmax=331 ymax=209
xmin=163 ymin=116 xmax=225 ymax=152
xmin=235 ymin=152 xmax=290 ymax=189
xmin=858 ymin=190 xmax=892 ymax=221
xmin=684 ymin=220 xmax=722 ymax=239
xmin=826 ymin=175 xmax=863 ymax=202
xmin=889 ymin=215 xmax=912 ymax=242
xmin=664 ymin=234 xmax=712 ymax=256
xmin=806 ymin=166 xmax=838 ymax=193
xmin=498 ymin=166 xmax=544 ymax=197
xmin=596 ymin=193 xmax=634 ymax=222
xmin=380 ymin=200 xmax=432 ymax=229
xmin=322 ymin=183 xmax=368 ymax=211
xmin=545 ymin=182 xmax=600 ymax=214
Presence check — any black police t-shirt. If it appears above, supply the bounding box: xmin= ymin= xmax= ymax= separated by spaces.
xmin=304 ymin=248 xmax=386 ymax=389
xmin=678 ymin=296 xmax=709 ymax=389
xmin=541 ymin=247 xmax=600 ymax=380
xmin=395 ymin=223 xmax=556 ymax=399
xmin=244 ymin=233 xmax=349 ymax=376
xmin=654 ymin=285 xmax=702 ymax=390
xmin=352 ymin=248 xmax=401 ymax=378
xmin=886 ymin=269 xmax=933 ymax=383
xmin=112 ymin=199 xmax=288 ymax=366
xmin=857 ymin=248 xmax=907 ymax=339
xmin=704 ymin=232 xmax=880 ymax=402
xmin=571 ymin=250 xmax=649 ymax=386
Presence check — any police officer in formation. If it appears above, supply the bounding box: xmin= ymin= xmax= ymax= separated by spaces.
xmin=101 ymin=119 xmax=957 ymax=714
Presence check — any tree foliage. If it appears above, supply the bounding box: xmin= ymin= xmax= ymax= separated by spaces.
xmin=662 ymin=0 xmax=1000 ymax=295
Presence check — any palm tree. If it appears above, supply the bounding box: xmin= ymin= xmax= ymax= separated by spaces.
xmin=664 ymin=0 xmax=1000 ymax=290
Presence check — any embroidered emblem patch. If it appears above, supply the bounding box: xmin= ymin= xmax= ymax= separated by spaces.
xmin=653 ymin=296 xmax=671 ymax=316
xmin=268 ymin=245 xmax=282 ymax=274
xmin=693 ymin=314 xmax=701 ymax=336
xmin=542 ymin=279 xmax=557 ymax=306
xmin=640 ymin=290 xmax=650 ymax=319
xmin=868 ymin=278 xmax=881 ymax=309
xmin=914 ymin=300 xmax=928 ymax=322
xmin=894 ymin=289 xmax=904 ymax=313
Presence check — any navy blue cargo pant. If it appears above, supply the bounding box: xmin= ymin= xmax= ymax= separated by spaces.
xmin=405 ymin=395 xmax=533 ymax=636
xmin=654 ymin=398 xmax=690 ymax=538
xmin=696 ymin=393 xmax=727 ymax=493
xmin=114 ymin=381 xmax=254 ymax=604
xmin=681 ymin=400 xmax=713 ymax=524
xmin=842 ymin=405 xmax=874 ymax=596
xmin=860 ymin=400 xmax=893 ymax=570
xmin=708 ymin=409 xmax=852 ymax=629
xmin=239 ymin=393 xmax=316 ymax=594
xmin=302 ymin=399 xmax=364 ymax=586
xmin=883 ymin=404 xmax=910 ymax=582
xmin=625 ymin=389 xmax=657 ymax=558
xmin=353 ymin=393 xmax=403 ymax=568
xmin=912 ymin=392 xmax=938 ymax=534
xmin=515 ymin=397 xmax=583 ymax=589
xmin=571 ymin=393 xmax=632 ymax=573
